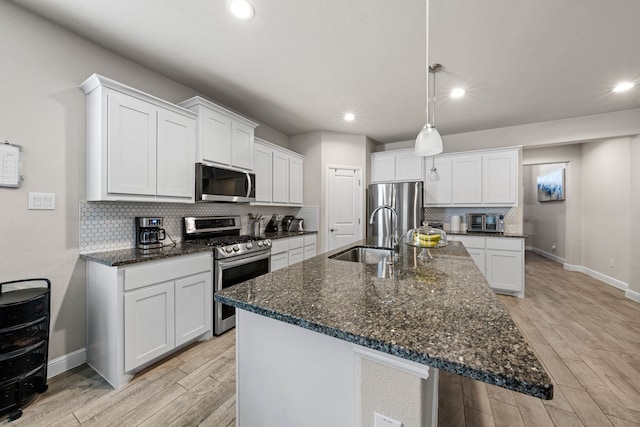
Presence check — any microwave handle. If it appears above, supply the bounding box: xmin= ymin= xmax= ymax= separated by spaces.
xmin=246 ymin=173 xmax=252 ymax=198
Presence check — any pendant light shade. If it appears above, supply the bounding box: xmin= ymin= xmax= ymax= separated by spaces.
xmin=415 ymin=0 xmax=443 ymax=157
xmin=415 ymin=123 xmax=442 ymax=156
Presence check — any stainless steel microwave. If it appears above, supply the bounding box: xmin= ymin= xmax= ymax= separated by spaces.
xmin=195 ymin=163 xmax=255 ymax=203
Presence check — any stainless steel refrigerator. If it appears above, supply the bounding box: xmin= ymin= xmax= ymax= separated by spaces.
xmin=367 ymin=181 xmax=424 ymax=246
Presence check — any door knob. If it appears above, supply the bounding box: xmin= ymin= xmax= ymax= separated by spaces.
xmin=330 ymin=228 xmax=336 ymax=232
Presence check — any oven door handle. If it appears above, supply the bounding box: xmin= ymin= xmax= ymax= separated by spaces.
xmin=217 ymin=251 xmax=271 ymax=269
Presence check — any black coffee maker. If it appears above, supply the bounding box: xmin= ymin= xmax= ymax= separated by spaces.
xmin=135 ymin=217 xmax=166 ymax=253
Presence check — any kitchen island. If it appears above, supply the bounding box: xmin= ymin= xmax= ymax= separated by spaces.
xmin=215 ymin=239 xmax=552 ymax=426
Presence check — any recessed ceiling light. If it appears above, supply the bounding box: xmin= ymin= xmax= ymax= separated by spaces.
xmin=613 ymin=81 xmax=635 ymax=93
xmin=450 ymin=88 xmax=466 ymax=98
xmin=344 ymin=113 xmax=355 ymax=122
xmin=227 ymin=0 xmax=254 ymax=20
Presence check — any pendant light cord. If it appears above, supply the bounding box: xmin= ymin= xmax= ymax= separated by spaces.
xmin=425 ymin=0 xmax=430 ymax=125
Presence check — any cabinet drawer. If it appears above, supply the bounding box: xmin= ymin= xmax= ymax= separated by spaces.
xmin=271 ymin=252 xmax=289 ymax=271
xmin=486 ymin=238 xmax=523 ymax=251
xmin=303 ymin=234 xmax=317 ymax=246
xmin=289 ymin=248 xmax=304 ymax=265
xmin=271 ymin=239 xmax=289 ymax=254
xmin=124 ymin=253 xmax=211 ymax=291
xmin=288 ymin=236 xmax=304 ymax=249
xmin=452 ymin=235 xmax=486 ymax=249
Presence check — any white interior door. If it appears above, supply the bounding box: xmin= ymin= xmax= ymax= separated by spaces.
xmin=327 ymin=168 xmax=362 ymax=251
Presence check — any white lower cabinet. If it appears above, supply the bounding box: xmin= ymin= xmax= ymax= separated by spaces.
xmin=303 ymin=234 xmax=317 ymax=260
xmin=449 ymin=235 xmax=524 ymax=297
xmin=270 ymin=234 xmax=318 ymax=271
xmin=485 ymin=238 xmax=524 ymax=296
xmin=87 ymin=252 xmax=213 ymax=388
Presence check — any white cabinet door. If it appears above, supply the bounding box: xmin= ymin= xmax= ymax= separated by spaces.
xmin=395 ymin=150 xmax=423 ymax=181
xmin=231 ymin=121 xmax=254 ymax=170
xmin=156 ymin=109 xmax=196 ymax=199
xmin=201 ymin=108 xmax=232 ymax=166
xmin=124 ymin=281 xmax=175 ymax=371
xmin=486 ymin=249 xmax=523 ymax=294
xmin=452 ymin=155 xmax=482 ymax=204
xmin=272 ymin=151 xmax=290 ymax=203
xmin=107 ymin=90 xmax=157 ymax=196
xmin=371 ymin=152 xmax=396 ymax=183
xmin=288 ymin=247 xmax=304 ymax=265
xmin=289 ymin=156 xmax=304 ymax=205
xmin=304 ymin=244 xmax=317 ymax=260
xmin=271 ymin=252 xmax=289 ymax=271
xmin=254 ymin=142 xmax=273 ymax=203
xmin=467 ymin=248 xmax=486 ymax=276
xmin=175 ymin=272 xmax=212 ymax=347
xmin=424 ymin=157 xmax=452 ymax=205
xmin=482 ymin=150 xmax=518 ymax=205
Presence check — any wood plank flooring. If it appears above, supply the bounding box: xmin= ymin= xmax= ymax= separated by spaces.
xmin=3 ymin=251 xmax=639 ymax=426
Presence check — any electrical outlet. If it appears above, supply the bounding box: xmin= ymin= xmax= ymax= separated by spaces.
xmin=551 ymin=243 xmax=556 ymax=252
xmin=610 ymin=258 xmax=615 ymax=268
xmin=374 ymin=412 xmax=402 ymax=427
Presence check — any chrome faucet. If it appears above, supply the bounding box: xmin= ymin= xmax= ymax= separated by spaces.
xmin=369 ymin=205 xmax=399 ymax=253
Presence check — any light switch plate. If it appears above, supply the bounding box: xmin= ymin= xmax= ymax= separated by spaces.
xmin=374 ymin=412 xmax=402 ymax=427
xmin=28 ymin=192 xmax=56 ymax=210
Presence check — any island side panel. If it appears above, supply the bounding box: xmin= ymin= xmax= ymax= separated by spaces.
xmin=235 ymin=310 xmax=439 ymax=427
xmin=236 ymin=310 xmax=357 ymax=426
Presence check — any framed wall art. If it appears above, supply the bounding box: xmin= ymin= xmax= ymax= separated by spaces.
xmin=537 ymin=168 xmax=565 ymax=202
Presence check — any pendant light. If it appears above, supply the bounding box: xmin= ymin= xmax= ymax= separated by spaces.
xmin=415 ymin=0 xmax=443 ymax=157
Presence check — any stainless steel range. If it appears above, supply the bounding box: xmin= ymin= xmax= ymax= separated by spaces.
xmin=183 ymin=216 xmax=272 ymax=335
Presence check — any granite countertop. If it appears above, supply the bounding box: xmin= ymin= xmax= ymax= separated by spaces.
xmin=445 ymin=230 xmax=528 ymax=238
xmin=215 ymin=238 xmax=553 ymax=400
xmin=264 ymin=230 xmax=317 ymax=239
xmin=80 ymin=243 xmax=213 ymax=267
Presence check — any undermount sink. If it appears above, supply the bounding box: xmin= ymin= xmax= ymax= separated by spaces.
xmin=329 ymin=246 xmax=395 ymax=264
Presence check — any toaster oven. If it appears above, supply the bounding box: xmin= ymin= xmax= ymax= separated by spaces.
xmin=467 ymin=214 xmax=504 ymax=233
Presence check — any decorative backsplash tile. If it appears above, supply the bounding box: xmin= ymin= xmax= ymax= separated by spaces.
xmin=423 ymin=206 xmax=521 ymax=234
xmin=80 ymin=201 xmax=305 ymax=253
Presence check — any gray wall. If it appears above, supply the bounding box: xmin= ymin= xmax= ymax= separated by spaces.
xmin=523 ymin=139 xmax=634 ymax=287
xmin=523 ymin=163 xmax=568 ymax=259
xmin=630 ymin=136 xmax=640 ymax=297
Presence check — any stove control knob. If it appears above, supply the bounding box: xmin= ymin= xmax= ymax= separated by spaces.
xmin=246 ymin=243 xmax=253 ymax=249
xmin=257 ymin=241 xmax=263 ymax=247
xmin=233 ymin=245 xmax=240 ymax=252
xmin=225 ymin=247 xmax=233 ymax=254
xmin=266 ymin=239 xmax=272 ymax=245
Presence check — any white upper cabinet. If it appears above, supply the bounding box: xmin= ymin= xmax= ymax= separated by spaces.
xmin=424 ymin=147 xmax=521 ymax=207
xmin=452 ymin=155 xmax=483 ymax=204
xmin=371 ymin=149 xmax=423 ymax=183
xmin=482 ymin=150 xmax=519 ymax=205
xmin=254 ymin=142 xmax=273 ymax=203
xmin=253 ymin=138 xmax=304 ymax=206
xmin=179 ymin=96 xmax=259 ymax=171
xmin=80 ymin=74 xmax=196 ymax=203
xmin=289 ymin=155 xmax=304 ymax=205
xmin=424 ymin=157 xmax=452 ymax=204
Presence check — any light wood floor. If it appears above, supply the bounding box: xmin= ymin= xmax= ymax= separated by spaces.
xmin=3 ymin=251 xmax=639 ymax=426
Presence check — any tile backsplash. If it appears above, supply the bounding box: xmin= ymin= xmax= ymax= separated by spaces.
xmin=423 ymin=206 xmax=522 ymax=234
xmin=80 ymin=201 xmax=318 ymax=253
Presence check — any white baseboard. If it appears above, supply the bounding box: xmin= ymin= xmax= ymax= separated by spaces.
xmin=563 ymin=263 xmax=630 ymax=292
xmin=528 ymin=247 xmax=566 ymax=264
xmin=625 ymin=289 xmax=640 ymax=303
xmin=48 ymin=347 xmax=86 ymax=379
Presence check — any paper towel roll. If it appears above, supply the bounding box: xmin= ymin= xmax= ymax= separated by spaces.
xmin=450 ymin=215 xmax=461 ymax=232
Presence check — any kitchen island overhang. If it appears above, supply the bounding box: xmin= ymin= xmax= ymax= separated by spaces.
xmin=216 ymin=239 xmax=552 ymax=424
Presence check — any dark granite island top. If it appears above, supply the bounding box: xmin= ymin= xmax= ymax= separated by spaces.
xmin=215 ymin=238 xmax=553 ymax=400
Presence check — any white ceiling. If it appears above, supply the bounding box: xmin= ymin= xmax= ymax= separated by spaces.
xmin=10 ymin=0 xmax=640 ymax=143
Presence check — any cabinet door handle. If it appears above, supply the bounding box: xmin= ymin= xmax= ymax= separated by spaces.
xmin=330 ymin=228 xmax=336 ymax=232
